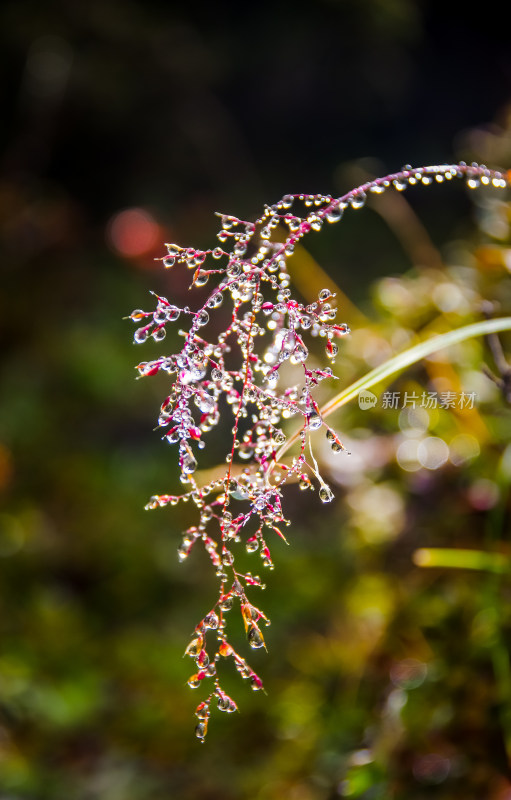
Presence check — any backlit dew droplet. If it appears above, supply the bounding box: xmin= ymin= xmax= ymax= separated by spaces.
xmin=293 ymin=344 xmax=307 ymax=362
xmin=248 ymin=624 xmax=265 ymax=649
xmin=166 ymin=306 xmax=180 ymax=321
xmin=152 ymin=326 xmax=166 ymax=342
xmin=219 ymin=595 xmax=234 ymax=611
xmin=195 ymin=721 xmax=207 ymax=741
xmin=181 ymin=453 xmax=197 ymax=475
xmin=217 ymin=695 xmax=237 ymax=713
xmin=195 ymin=393 xmax=215 ymax=414
xmin=392 ymin=178 xmax=407 ymax=191
xmin=134 ymin=327 xmax=149 ymax=344
xmin=196 ymin=310 xmax=209 ymax=327
xmin=185 ymin=637 xmax=202 ymax=657
xmin=308 ymin=414 xmax=322 ymax=431
xmin=326 ymin=341 xmax=338 ymax=359
xmin=188 ymin=674 xmax=201 ymax=689
xmin=250 ymin=674 xmax=264 ymax=691
xmin=204 ymin=612 xmax=219 ymax=629
xmin=319 ymin=484 xmax=334 ymax=503
xmin=326 ymin=203 xmax=344 ymax=223
xmin=350 ymin=191 xmax=366 ymax=210
xmin=195 ymin=271 xmax=209 ymax=287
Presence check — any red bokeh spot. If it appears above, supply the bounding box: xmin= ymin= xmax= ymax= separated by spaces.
xmin=107 ymin=208 xmax=160 ymax=257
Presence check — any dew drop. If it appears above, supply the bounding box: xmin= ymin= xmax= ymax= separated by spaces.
xmin=152 ymin=326 xmax=166 ymax=342
xmin=195 ymin=721 xmax=207 ymax=741
xmin=248 ymin=624 xmax=265 ymax=649
xmin=195 ymin=393 xmax=215 ymax=414
xmin=195 ymin=271 xmax=209 ymax=287
xmin=326 ymin=203 xmax=344 ymax=223
xmin=326 ymin=341 xmax=338 ymax=359
xmin=166 ymin=306 xmax=180 ymax=321
xmin=319 ymin=484 xmax=334 ymax=503
xmin=185 ymin=637 xmax=202 ymax=657
xmin=392 ymin=178 xmax=407 ymax=191
xmin=308 ymin=413 xmax=322 ymax=431
xmin=196 ymin=310 xmax=209 ymax=327
xmin=219 ymin=595 xmax=234 ymax=611
xmin=204 ymin=612 xmax=219 ymax=630
xmin=293 ymin=344 xmax=308 ymax=363
xmin=181 ymin=453 xmax=198 ymax=475
xmin=350 ymin=191 xmax=366 ymax=210
xmin=208 ymin=292 xmax=223 ymax=308
xmin=134 ymin=327 xmax=149 ymax=344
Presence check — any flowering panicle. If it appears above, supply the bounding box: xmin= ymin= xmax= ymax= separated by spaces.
xmin=129 ymin=162 xmax=508 ymax=740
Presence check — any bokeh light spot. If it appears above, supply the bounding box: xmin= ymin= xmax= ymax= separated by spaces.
xmin=417 ymin=437 xmax=449 ymax=470
xmin=107 ymin=208 xmax=160 ymax=257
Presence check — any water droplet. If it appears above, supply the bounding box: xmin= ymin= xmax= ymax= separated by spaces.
xmin=195 ymin=271 xmax=209 ymax=287
xmin=204 ymin=612 xmax=219 ymax=629
xmin=195 ymin=702 xmax=209 ymax=720
xmin=152 ymin=326 xmax=166 ymax=342
xmin=195 ymin=721 xmax=207 ymax=741
xmin=134 ymin=326 xmax=149 ymax=344
xmin=392 ymin=178 xmax=407 ymax=191
xmin=272 ymin=429 xmax=286 ymax=445
xmin=196 ymin=310 xmax=209 ymax=327
xmin=293 ymin=344 xmax=308 ymax=363
xmin=144 ymin=495 xmax=160 ymax=510
xmin=246 ymin=537 xmax=259 ymax=553
xmin=350 ymin=191 xmax=366 ymax=210
xmin=165 ymin=306 xmax=180 ymax=322
xmin=308 ymin=413 xmax=322 ymax=430
xmin=185 ymin=637 xmax=202 ymax=657
xmin=208 ymin=292 xmax=223 ymax=308
xmin=326 ymin=203 xmax=345 ymax=223
xmin=219 ymin=595 xmax=233 ymax=611
xmin=319 ymin=484 xmax=334 ymax=503
xmin=326 ymin=341 xmax=338 ymax=359
xmin=250 ymin=674 xmax=264 ymax=691
xmin=248 ymin=624 xmax=265 ymax=649
xmin=181 ymin=452 xmax=197 ymax=475
xmin=195 ymin=393 xmax=215 ymax=414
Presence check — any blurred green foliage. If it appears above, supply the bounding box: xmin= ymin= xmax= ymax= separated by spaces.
xmin=1 ymin=0 xmax=511 ymax=797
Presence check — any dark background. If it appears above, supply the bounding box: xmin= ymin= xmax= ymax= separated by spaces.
xmin=1 ymin=1 xmax=511 ymax=798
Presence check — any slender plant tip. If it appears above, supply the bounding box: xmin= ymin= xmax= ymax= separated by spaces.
xmin=129 ymin=161 xmax=509 ymax=739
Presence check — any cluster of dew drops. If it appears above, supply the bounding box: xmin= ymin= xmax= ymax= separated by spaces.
xmin=129 ymin=162 xmax=508 ymax=740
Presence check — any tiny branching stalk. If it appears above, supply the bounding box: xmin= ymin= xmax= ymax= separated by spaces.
xmin=129 ymin=162 xmax=509 ymax=740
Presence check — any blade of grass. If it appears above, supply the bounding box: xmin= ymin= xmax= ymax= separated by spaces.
xmin=413 ymin=547 xmax=510 ymax=573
